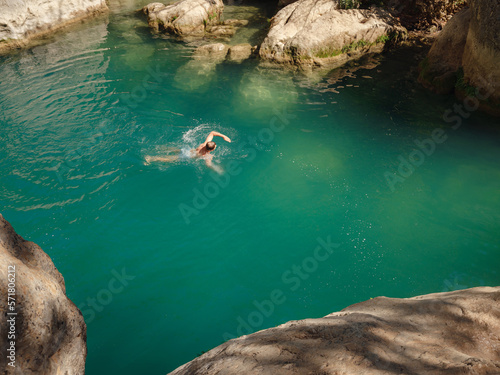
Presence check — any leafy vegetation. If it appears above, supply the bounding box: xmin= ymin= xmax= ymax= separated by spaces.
xmin=341 ymin=39 xmax=369 ymax=53
xmin=338 ymin=0 xmax=361 ymax=10
xmin=455 ymin=68 xmax=477 ymax=98
xmin=375 ymin=34 xmax=390 ymax=44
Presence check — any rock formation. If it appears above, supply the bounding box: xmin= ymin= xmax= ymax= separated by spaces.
xmin=461 ymin=0 xmax=500 ymax=113
xmin=418 ymin=7 xmax=471 ymax=94
xmin=0 ymin=0 xmax=108 ymax=53
xmin=143 ymin=0 xmax=224 ymax=37
xmin=419 ymin=0 xmax=500 ymax=115
xmin=259 ymin=0 xmax=407 ymax=69
xmin=0 ymin=215 xmax=86 ymax=374
xmin=381 ymin=0 xmax=466 ymax=30
xmin=227 ymin=43 xmax=253 ymax=62
xmin=169 ymin=286 xmax=500 ymax=375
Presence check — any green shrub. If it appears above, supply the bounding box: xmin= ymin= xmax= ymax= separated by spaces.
xmin=338 ymin=0 xmax=361 ymax=9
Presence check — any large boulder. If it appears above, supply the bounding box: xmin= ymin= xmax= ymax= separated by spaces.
xmin=419 ymin=0 xmax=500 ymax=115
xmin=461 ymin=0 xmax=500 ymax=113
xmin=0 ymin=0 xmax=107 ymax=52
xmin=143 ymin=0 xmax=224 ymax=37
xmin=418 ymin=7 xmax=471 ymax=94
xmin=169 ymin=287 xmax=500 ymax=375
xmin=0 ymin=215 xmax=86 ymax=374
xmin=259 ymin=0 xmax=407 ymax=68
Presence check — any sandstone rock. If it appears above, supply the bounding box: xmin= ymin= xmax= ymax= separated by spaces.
xmin=227 ymin=43 xmax=253 ymax=62
xmin=0 ymin=215 xmax=86 ymax=374
xmin=169 ymin=287 xmax=500 ymax=375
xmin=193 ymin=43 xmax=229 ymax=61
xmin=418 ymin=7 xmax=471 ymax=94
xmin=259 ymin=0 xmax=407 ymax=68
xmin=223 ymin=19 xmax=249 ymax=27
xmin=461 ymin=0 xmax=500 ymax=113
xmin=418 ymin=0 xmax=500 ymax=115
xmin=206 ymin=24 xmax=236 ymax=37
xmin=143 ymin=0 xmax=224 ymax=37
xmin=0 ymin=0 xmax=107 ymax=53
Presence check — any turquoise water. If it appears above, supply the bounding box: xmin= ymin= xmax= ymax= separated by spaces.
xmin=1 ymin=2 xmax=499 ymax=374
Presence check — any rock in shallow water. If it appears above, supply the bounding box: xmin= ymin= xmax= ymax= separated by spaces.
xmin=0 ymin=215 xmax=86 ymax=374
xmin=259 ymin=0 xmax=407 ymax=68
xmin=143 ymin=0 xmax=224 ymax=37
xmin=0 ymin=0 xmax=107 ymax=53
xmin=169 ymin=286 xmax=500 ymax=375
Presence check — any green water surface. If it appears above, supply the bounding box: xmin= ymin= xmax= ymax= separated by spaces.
xmin=0 ymin=1 xmax=499 ymax=374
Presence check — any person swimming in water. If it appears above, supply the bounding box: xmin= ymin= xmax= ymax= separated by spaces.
xmin=145 ymin=131 xmax=231 ymax=169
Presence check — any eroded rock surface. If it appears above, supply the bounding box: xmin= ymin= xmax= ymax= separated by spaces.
xmin=169 ymin=287 xmax=500 ymax=375
xmin=0 ymin=215 xmax=86 ymax=374
xmin=259 ymin=0 xmax=407 ymax=68
xmin=419 ymin=0 xmax=500 ymax=114
xmin=418 ymin=7 xmax=471 ymax=94
xmin=461 ymin=0 xmax=500 ymax=113
xmin=0 ymin=0 xmax=107 ymax=52
xmin=143 ymin=0 xmax=224 ymax=37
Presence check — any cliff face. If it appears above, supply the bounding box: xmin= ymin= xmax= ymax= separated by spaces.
xmin=0 ymin=0 xmax=108 ymax=52
xmin=461 ymin=0 xmax=500 ymax=112
xmin=419 ymin=0 xmax=500 ymax=115
xmin=0 ymin=215 xmax=86 ymax=374
xmin=169 ymin=286 xmax=500 ymax=375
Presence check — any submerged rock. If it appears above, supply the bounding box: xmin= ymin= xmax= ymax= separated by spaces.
xmin=169 ymin=287 xmax=500 ymax=375
xmin=0 ymin=0 xmax=108 ymax=53
xmin=227 ymin=43 xmax=254 ymax=62
xmin=259 ymin=0 xmax=407 ymax=68
xmin=0 ymin=215 xmax=86 ymax=374
xmin=143 ymin=0 xmax=224 ymax=37
xmin=193 ymin=43 xmax=230 ymax=60
xmin=235 ymin=67 xmax=298 ymax=118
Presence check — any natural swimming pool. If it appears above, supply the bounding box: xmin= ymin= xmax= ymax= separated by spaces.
xmin=0 ymin=1 xmax=499 ymax=373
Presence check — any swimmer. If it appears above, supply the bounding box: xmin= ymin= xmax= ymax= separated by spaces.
xmin=145 ymin=131 xmax=231 ymax=170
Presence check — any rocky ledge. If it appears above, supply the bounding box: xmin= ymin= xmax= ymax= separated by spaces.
xmin=169 ymin=286 xmax=500 ymax=375
xmin=0 ymin=0 xmax=108 ymax=54
xmin=0 ymin=215 xmax=86 ymax=374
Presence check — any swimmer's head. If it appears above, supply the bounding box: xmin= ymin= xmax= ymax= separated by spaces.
xmin=206 ymin=141 xmax=216 ymax=151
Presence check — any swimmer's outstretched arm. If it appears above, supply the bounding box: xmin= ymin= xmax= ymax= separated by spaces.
xmin=204 ymin=131 xmax=231 ymax=144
